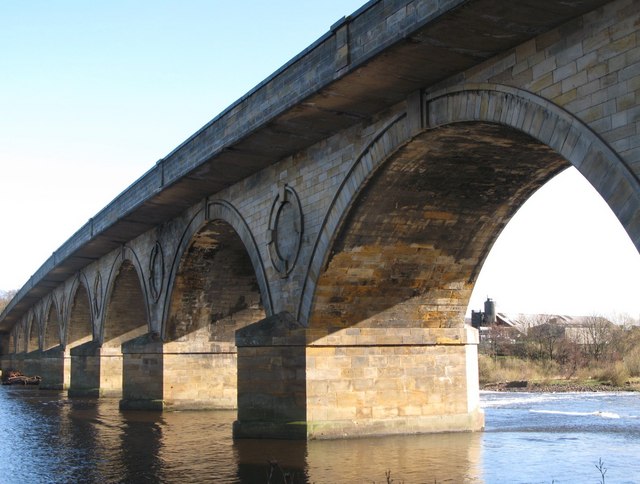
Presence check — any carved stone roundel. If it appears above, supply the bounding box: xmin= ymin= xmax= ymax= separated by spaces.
xmin=268 ymin=185 xmax=303 ymax=277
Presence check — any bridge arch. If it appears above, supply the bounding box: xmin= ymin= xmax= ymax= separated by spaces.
xmin=26 ymin=311 xmax=39 ymax=353
xmin=66 ymin=274 xmax=94 ymax=349
xmin=8 ymin=331 xmax=15 ymax=355
xmin=15 ymin=318 xmax=27 ymax=354
xmin=299 ymin=84 xmax=640 ymax=327
xmin=43 ymin=295 xmax=62 ymax=351
xmin=163 ymin=199 xmax=271 ymax=341
xmin=101 ymin=249 xmax=150 ymax=347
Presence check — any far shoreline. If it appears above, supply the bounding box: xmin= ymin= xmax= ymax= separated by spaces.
xmin=482 ymin=380 xmax=640 ymax=393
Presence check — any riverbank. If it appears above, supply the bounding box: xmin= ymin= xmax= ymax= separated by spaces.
xmin=478 ymin=353 xmax=640 ymax=392
xmin=482 ymin=378 xmax=640 ymax=392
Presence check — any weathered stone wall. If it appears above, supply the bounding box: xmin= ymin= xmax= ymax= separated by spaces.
xmin=435 ymin=0 xmax=640 ymax=238
xmin=235 ymin=314 xmax=483 ymax=439
xmin=39 ymin=347 xmax=69 ymax=390
xmin=305 ymin=327 xmax=482 ymax=438
xmin=69 ymin=343 xmax=101 ymax=397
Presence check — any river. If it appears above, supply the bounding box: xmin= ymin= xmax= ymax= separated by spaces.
xmin=0 ymin=387 xmax=637 ymax=483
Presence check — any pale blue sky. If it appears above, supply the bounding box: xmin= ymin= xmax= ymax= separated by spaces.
xmin=1 ymin=1 xmax=639 ymax=318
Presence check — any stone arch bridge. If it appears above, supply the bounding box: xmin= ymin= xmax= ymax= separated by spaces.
xmin=1 ymin=0 xmax=639 ymax=439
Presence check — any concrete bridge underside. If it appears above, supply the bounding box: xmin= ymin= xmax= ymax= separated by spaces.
xmin=2 ymin=0 xmax=640 ymax=439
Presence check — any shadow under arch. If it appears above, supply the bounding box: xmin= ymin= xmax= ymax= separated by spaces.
xmin=298 ymin=84 xmax=640 ymax=328
xmin=66 ymin=273 xmax=95 ymax=348
xmin=161 ymin=199 xmax=272 ymax=336
xmin=42 ymin=294 xmax=63 ymax=351
xmin=14 ymin=312 xmax=32 ymax=355
xmin=102 ymin=251 xmax=150 ymax=396
xmin=26 ymin=309 xmax=39 ymax=353
xmin=101 ymin=247 xmax=151 ymax=345
xmin=11 ymin=321 xmax=24 ymax=355
xmin=8 ymin=331 xmax=15 ymax=355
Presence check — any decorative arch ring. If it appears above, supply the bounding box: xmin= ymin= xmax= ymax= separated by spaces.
xmin=148 ymin=242 xmax=164 ymax=302
xmin=297 ymin=83 xmax=640 ymax=325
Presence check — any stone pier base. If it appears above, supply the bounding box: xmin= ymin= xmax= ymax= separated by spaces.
xmin=119 ymin=334 xmax=239 ymax=411
xmin=234 ymin=313 xmax=484 ymax=440
xmin=69 ymin=342 xmax=123 ymax=397
xmin=39 ymin=346 xmax=70 ymax=390
xmin=23 ymin=351 xmax=41 ymax=379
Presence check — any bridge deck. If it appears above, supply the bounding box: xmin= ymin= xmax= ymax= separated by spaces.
xmin=1 ymin=0 xmax=609 ymax=329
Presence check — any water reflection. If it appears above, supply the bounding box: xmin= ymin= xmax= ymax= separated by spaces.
xmin=2 ymin=388 xmax=637 ymax=483
xmin=0 ymin=387 xmax=484 ymax=483
xmin=236 ymin=439 xmax=308 ymax=483
xmin=306 ymin=432 xmax=482 ymax=483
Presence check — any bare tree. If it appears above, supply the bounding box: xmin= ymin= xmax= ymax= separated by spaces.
xmin=0 ymin=290 xmax=17 ymax=313
xmin=521 ymin=314 xmax=563 ymax=361
xmin=581 ymin=314 xmax=613 ymax=362
xmin=483 ymin=325 xmax=516 ymax=360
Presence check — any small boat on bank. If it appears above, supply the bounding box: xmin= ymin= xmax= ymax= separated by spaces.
xmin=1 ymin=370 xmax=41 ymax=386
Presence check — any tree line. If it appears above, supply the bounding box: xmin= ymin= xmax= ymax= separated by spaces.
xmin=480 ymin=313 xmax=640 ymax=385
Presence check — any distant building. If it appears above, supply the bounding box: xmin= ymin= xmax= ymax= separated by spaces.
xmin=468 ymin=298 xmax=614 ymax=348
xmin=471 ymin=297 xmax=497 ymax=328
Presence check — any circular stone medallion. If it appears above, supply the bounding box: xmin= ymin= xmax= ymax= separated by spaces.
xmin=267 ymin=185 xmax=303 ymax=277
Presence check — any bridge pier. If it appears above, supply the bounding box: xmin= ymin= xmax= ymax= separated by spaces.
xmin=120 ymin=335 xmax=164 ymax=410
xmin=39 ymin=346 xmax=69 ymax=390
xmin=23 ymin=351 xmax=41 ymax=381
xmin=233 ymin=313 xmax=484 ymax=440
xmin=69 ymin=342 xmax=123 ymax=397
xmin=119 ymin=334 xmax=239 ymax=411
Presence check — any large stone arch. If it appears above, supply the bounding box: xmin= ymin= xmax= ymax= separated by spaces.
xmin=101 ymin=247 xmax=150 ymax=346
xmin=14 ymin=322 xmax=24 ymax=354
xmin=67 ymin=274 xmax=99 ymax=395
xmin=162 ymin=199 xmax=272 ymax=335
xmin=236 ymin=84 xmax=640 ymax=439
xmin=8 ymin=331 xmax=15 ymax=355
xmin=299 ymin=85 xmax=640 ymax=327
xmin=66 ymin=274 xmax=94 ymax=349
xmin=43 ymin=295 xmax=62 ymax=351
xmin=26 ymin=310 xmax=40 ymax=353
xmin=15 ymin=319 xmax=26 ymax=354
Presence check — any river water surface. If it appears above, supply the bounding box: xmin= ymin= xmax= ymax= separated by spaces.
xmin=0 ymin=387 xmax=638 ymax=483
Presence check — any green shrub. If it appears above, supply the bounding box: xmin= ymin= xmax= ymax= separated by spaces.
xmin=623 ymin=346 xmax=640 ymax=377
xmin=478 ymin=355 xmax=559 ymax=384
xmin=595 ymin=361 xmax=630 ymax=387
